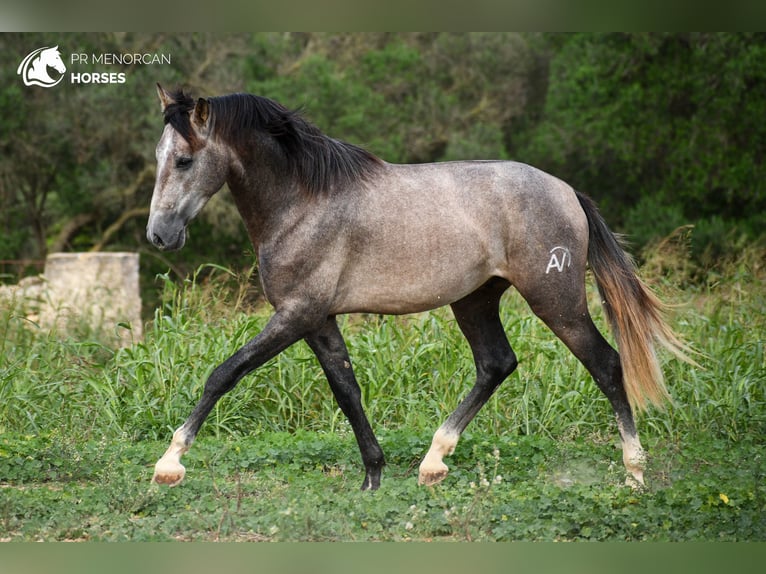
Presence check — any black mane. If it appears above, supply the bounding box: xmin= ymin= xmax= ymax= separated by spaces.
xmin=163 ymin=90 xmax=382 ymax=195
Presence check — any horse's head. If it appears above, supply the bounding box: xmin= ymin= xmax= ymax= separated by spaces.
xmin=147 ymin=84 xmax=230 ymax=251
xmin=41 ymin=47 xmax=66 ymax=74
xmin=18 ymin=46 xmax=66 ymax=87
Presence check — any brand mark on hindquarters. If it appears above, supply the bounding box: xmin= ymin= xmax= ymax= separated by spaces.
xmin=546 ymin=246 xmax=571 ymax=274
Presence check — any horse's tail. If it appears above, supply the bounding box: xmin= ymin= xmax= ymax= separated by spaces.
xmin=576 ymin=190 xmax=693 ymax=412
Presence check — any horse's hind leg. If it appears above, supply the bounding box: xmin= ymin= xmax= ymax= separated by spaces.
xmin=419 ymin=277 xmax=517 ymax=486
xmin=306 ymin=316 xmax=385 ymax=490
xmin=519 ymin=278 xmax=645 ymax=485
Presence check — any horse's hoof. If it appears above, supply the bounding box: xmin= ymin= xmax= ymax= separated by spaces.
xmin=361 ymin=471 xmax=382 ymax=491
xmin=625 ymin=472 xmax=645 ymax=490
xmin=152 ymin=460 xmax=186 ymax=487
xmin=418 ymin=462 xmax=449 ymax=486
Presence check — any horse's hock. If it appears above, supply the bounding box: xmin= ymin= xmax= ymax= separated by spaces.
xmin=39 ymin=252 xmax=142 ymax=346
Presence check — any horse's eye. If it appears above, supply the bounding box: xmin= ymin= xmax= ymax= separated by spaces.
xmin=175 ymin=156 xmax=193 ymax=170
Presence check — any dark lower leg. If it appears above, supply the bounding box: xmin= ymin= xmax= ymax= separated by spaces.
xmin=530 ymin=300 xmax=646 ymax=485
xmin=306 ymin=317 xmax=384 ymax=490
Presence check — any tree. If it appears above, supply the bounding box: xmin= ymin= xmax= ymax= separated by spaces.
xmin=243 ymin=33 xmax=535 ymax=163
xmin=514 ymin=33 xmax=766 ymax=253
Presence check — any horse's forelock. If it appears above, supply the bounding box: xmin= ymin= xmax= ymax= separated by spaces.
xmin=162 ymin=89 xmax=197 ymax=144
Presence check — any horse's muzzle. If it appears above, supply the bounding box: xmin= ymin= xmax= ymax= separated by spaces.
xmin=146 ymin=212 xmax=187 ymax=251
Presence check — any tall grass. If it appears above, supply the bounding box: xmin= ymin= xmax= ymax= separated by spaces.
xmin=1 ymin=245 xmax=764 ymax=447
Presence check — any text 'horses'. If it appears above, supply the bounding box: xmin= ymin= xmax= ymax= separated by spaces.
xmin=147 ymin=85 xmax=690 ymax=491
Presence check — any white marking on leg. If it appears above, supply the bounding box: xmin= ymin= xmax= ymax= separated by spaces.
xmin=152 ymin=426 xmax=192 ymax=486
xmin=616 ymin=418 xmax=646 ymax=487
xmin=418 ymin=427 xmax=460 ymax=486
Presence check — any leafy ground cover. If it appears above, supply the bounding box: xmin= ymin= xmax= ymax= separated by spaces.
xmin=1 ymin=429 xmax=763 ymax=541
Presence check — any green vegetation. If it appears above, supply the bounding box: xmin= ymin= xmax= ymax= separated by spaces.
xmin=1 ymin=431 xmax=763 ymax=541
xmin=1 ymin=244 xmax=764 ymax=540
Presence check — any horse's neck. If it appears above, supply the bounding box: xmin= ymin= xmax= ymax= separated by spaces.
xmin=227 ymin=165 xmax=306 ymax=249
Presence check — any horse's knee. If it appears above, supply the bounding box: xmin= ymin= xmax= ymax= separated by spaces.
xmin=202 ymin=362 xmax=239 ymax=399
xmin=499 ymin=350 xmax=518 ymax=379
xmin=479 ymin=348 xmax=518 ymax=383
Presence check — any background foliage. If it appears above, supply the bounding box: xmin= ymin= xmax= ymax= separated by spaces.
xmin=1 ymin=33 xmax=764 ymax=294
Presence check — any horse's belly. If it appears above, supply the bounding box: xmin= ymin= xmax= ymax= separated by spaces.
xmin=330 ymin=244 xmax=498 ymax=315
xmin=331 ymin=281 xmax=484 ymax=315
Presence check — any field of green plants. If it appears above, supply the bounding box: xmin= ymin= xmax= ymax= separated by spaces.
xmin=1 ymin=242 xmax=764 ymax=541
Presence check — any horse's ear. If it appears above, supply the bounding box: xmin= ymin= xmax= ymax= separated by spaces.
xmin=192 ymin=97 xmax=210 ymax=129
xmin=156 ymin=83 xmax=174 ymax=111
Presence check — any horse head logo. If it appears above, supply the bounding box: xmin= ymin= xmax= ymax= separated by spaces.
xmin=17 ymin=46 xmax=67 ymax=88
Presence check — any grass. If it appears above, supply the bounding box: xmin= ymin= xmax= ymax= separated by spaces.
xmin=1 ymin=430 xmax=763 ymax=541
xmin=0 ymin=242 xmax=764 ymax=541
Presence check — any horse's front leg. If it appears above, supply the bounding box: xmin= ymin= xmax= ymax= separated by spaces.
xmin=152 ymin=310 xmax=313 ymax=486
xmin=305 ymin=316 xmax=385 ymax=490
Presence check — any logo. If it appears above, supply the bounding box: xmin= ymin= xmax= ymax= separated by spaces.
xmin=17 ymin=44 xmax=172 ymax=89
xmin=545 ymin=246 xmax=572 ymax=274
xmin=17 ymin=46 xmax=67 ymax=88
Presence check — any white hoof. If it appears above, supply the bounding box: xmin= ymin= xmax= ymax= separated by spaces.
xmin=625 ymin=469 xmax=645 ymax=489
xmin=152 ymin=459 xmax=186 ymax=486
xmin=418 ymin=461 xmax=449 ymax=486
xmin=419 ymin=427 xmax=459 ymax=486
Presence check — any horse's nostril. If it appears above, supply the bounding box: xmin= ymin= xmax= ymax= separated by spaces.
xmin=152 ymin=233 xmax=165 ymax=247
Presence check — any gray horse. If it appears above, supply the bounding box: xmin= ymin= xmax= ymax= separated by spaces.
xmin=147 ymin=85 xmax=690 ymax=491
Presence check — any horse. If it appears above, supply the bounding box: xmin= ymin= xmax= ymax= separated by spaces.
xmin=147 ymin=84 xmax=690 ymax=491
xmin=17 ymin=46 xmax=66 ymax=88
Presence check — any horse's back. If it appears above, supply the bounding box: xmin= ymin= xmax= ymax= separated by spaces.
xmin=380 ymin=160 xmax=581 ymax=219
xmin=374 ymin=160 xmax=588 ymax=264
